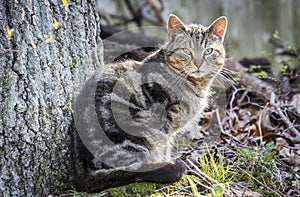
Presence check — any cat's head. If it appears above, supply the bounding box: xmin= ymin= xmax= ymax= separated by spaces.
xmin=165 ymin=14 xmax=227 ymax=82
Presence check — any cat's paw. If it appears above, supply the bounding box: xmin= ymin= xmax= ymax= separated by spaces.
xmin=138 ymin=159 xmax=187 ymax=183
xmin=167 ymin=104 xmax=183 ymax=129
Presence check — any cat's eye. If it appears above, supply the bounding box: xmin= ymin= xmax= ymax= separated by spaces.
xmin=182 ymin=48 xmax=192 ymax=55
xmin=204 ymin=48 xmax=214 ymax=55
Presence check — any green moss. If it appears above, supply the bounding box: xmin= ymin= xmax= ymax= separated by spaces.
xmin=100 ymin=182 xmax=163 ymax=197
xmin=233 ymin=72 xmax=241 ymax=82
xmin=75 ymin=175 xmax=197 ymax=197
xmin=280 ymin=64 xmax=288 ymax=73
xmin=249 ymin=65 xmax=261 ymax=72
xmin=272 ymin=30 xmax=280 ymax=40
xmin=151 ymin=175 xmax=200 ymax=196
xmin=252 ymin=71 xmax=268 ymax=78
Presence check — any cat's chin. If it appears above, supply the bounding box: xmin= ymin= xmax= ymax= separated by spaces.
xmin=189 ymin=71 xmax=213 ymax=79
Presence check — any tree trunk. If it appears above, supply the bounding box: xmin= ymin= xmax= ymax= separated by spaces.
xmin=0 ymin=0 xmax=102 ymax=195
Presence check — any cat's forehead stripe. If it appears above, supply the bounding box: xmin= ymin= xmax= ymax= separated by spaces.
xmin=184 ymin=25 xmax=209 ymax=48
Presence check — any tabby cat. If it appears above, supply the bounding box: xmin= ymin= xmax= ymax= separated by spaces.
xmin=72 ymin=14 xmax=227 ymax=192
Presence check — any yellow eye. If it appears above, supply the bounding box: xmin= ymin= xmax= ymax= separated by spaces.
xmin=204 ymin=48 xmax=213 ymax=55
xmin=182 ymin=48 xmax=191 ymax=55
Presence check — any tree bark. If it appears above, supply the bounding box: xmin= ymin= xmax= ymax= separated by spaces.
xmin=0 ymin=0 xmax=102 ymax=196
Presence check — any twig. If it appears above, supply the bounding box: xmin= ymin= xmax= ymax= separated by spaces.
xmin=257 ymin=104 xmax=269 ymax=145
xmin=228 ymin=88 xmax=244 ymax=132
xmin=247 ymin=147 xmax=259 ymax=188
xmin=283 ymin=124 xmax=300 ymax=133
xmin=270 ymin=92 xmax=300 ymax=136
xmin=192 ymin=178 xmax=212 ymax=191
xmin=124 ymin=0 xmax=143 ymax=27
xmin=215 ymin=108 xmax=225 ymax=134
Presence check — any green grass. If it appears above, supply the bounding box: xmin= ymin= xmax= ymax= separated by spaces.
xmin=199 ymin=146 xmax=234 ymax=184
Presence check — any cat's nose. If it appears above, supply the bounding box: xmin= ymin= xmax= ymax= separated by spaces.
xmin=193 ymin=58 xmax=204 ymax=68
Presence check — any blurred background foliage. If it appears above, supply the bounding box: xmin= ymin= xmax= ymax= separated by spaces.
xmin=99 ymin=0 xmax=300 ymax=59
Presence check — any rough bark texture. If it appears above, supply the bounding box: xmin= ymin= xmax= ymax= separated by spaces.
xmin=0 ymin=0 xmax=103 ymax=196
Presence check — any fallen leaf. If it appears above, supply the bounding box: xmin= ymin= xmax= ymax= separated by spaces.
xmin=290 ymin=94 xmax=300 ymax=114
xmin=279 ymin=147 xmax=300 ymax=166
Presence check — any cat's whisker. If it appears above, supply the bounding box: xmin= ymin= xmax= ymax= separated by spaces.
xmin=217 ymin=75 xmax=236 ymax=86
xmin=167 ymin=72 xmax=181 ymax=86
xmin=178 ymin=73 xmax=189 ymax=86
xmin=171 ymin=75 xmax=185 ymax=87
xmin=215 ymin=71 xmax=233 ymax=83
xmin=221 ymin=67 xmax=237 ymax=75
xmin=219 ymin=71 xmax=237 ymax=85
xmin=169 ymin=71 xmax=188 ymax=87
xmin=212 ymin=77 xmax=227 ymax=89
xmin=210 ymin=69 xmax=236 ymax=86
xmin=221 ymin=67 xmax=235 ymax=72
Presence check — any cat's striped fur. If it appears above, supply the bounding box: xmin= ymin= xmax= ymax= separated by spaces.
xmin=72 ymin=14 xmax=227 ymax=192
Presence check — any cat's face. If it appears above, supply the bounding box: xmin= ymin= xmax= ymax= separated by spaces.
xmin=165 ymin=15 xmax=227 ymax=82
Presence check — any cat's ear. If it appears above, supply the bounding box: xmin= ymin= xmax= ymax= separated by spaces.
xmin=208 ymin=16 xmax=227 ymax=42
xmin=167 ymin=14 xmax=186 ymax=37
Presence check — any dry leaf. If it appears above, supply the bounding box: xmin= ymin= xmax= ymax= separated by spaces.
xmin=290 ymin=94 xmax=300 ymax=114
xmin=279 ymin=147 xmax=300 ymax=166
